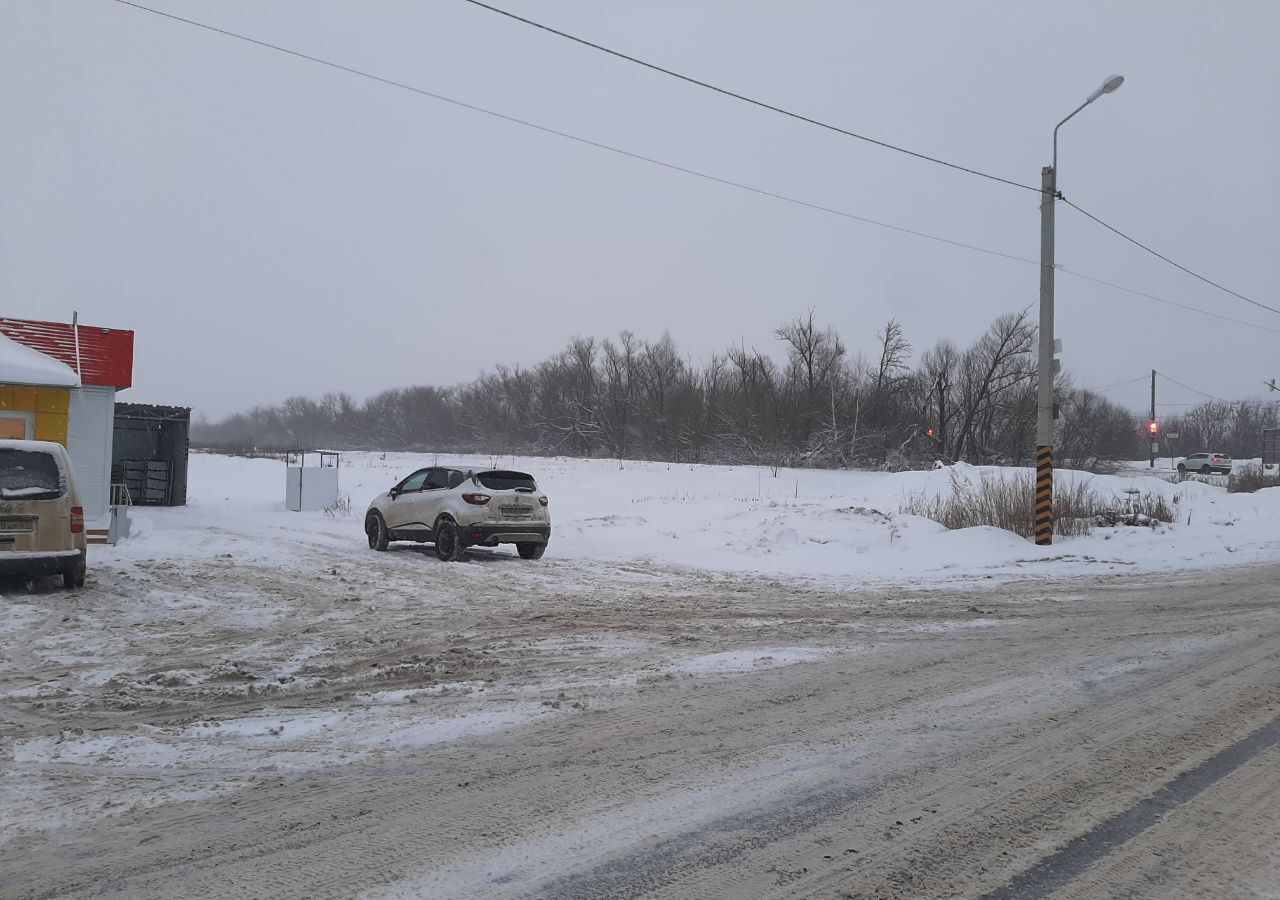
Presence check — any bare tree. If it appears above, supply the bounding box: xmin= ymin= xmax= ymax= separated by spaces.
xmin=875 ymin=319 xmax=912 ymax=394
xmin=951 ymin=312 xmax=1034 ymax=462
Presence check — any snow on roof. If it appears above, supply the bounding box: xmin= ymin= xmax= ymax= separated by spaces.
xmin=0 ymin=332 xmax=79 ymax=387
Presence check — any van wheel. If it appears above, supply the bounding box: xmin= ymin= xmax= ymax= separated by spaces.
xmin=517 ymin=542 xmax=546 ymax=560
xmin=63 ymin=554 xmax=86 ymax=590
xmin=366 ymin=512 xmax=389 ymax=551
xmin=434 ymin=518 xmax=466 ymax=562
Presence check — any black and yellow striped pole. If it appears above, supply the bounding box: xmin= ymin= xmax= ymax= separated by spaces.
xmin=1035 ymin=446 xmax=1053 ymax=544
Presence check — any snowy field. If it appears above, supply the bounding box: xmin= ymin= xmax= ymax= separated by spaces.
xmin=3 ymin=450 xmax=1279 ymax=880
xmin=118 ymin=450 xmax=1280 ymax=582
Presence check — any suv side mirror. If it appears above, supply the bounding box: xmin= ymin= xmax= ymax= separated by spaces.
xmin=389 ymin=486 xmax=400 ymax=499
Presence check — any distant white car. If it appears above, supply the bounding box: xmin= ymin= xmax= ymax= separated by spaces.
xmin=1176 ymin=452 xmax=1232 ymax=475
xmin=365 ymin=466 xmax=550 ymax=561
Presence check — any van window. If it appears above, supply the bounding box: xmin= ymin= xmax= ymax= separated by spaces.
xmin=476 ymin=470 xmax=537 ymax=492
xmin=0 ymin=449 xmax=63 ymax=500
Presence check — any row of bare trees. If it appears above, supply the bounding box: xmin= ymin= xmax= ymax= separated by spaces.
xmin=195 ymin=310 xmax=1153 ymax=470
xmin=1160 ymin=401 xmax=1280 ymax=459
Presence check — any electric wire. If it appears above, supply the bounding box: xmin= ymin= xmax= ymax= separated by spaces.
xmin=106 ymin=0 xmax=1041 ymax=269
xmin=1063 ymin=198 xmax=1280 ymax=317
xmin=1094 ymin=375 xmax=1150 ymax=394
xmin=1058 ymin=268 xmax=1280 ymax=335
xmin=111 ymin=1 xmax=1279 ymax=341
xmin=456 ymin=0 xmax=1040 ymax=194
xmin=1157 ymin=373 xmax=1229 ymax=404
xmin=474 ymin=0 xmax=1280 ymax=325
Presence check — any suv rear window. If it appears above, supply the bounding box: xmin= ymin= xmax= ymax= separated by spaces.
xmin=476 ymin=470 xmax=538 ymax=492
xmin=0 ymin=449 xmax=64 ymax=500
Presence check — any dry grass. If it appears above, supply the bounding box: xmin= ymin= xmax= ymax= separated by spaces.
xmin=900 ymin=469 xmax=1104 ymax=539
xmin=1131 ymin=491 xmax=1177 ymax=522
xmin=1228 ymin=464 xmax=1280 ymax=494
xmin=1095 ymin=490 xmax=1177 ymax=527
xmin=900 ymin=468 xmax=1179 ymax=538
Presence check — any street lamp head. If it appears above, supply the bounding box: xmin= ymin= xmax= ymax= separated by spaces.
xmin=1087 ymin=74 xmax=1125 ymax=103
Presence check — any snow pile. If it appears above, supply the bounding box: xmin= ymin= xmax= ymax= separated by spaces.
xmin=0 ymin=333 xmax=78 ymax=386
xmin=106 ymin=451 xmax=1280 ymax=585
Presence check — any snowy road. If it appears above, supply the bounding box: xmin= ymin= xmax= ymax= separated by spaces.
xmin=4 ymin=547 xmax=1278 ymax=899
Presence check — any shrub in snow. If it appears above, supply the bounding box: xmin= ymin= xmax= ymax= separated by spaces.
xmin=1228 ymin=464 xmax=1280 ymax=494
xmin=1090 ymin=486 xmax=1177 ymax=528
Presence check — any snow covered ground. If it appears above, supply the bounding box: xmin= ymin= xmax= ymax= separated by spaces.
xmin=3 ymin=450 xmax=1278 ymax=873
xmin=119 ymin=450 xmax=1280 ymax=583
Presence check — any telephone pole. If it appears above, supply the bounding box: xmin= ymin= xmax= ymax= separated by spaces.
xmin=1035 ymin=164 xmax=1056 ymax=544
xmin=1150 ymin=369 xmax=1157 ymax=468
xmin=1035 ymin=74 xmax=1125 ymax=545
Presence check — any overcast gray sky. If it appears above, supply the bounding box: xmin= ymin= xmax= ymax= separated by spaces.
xmin=3 ymin=1 xmax=1278 ymax=420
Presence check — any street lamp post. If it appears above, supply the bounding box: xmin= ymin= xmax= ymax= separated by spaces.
xmin=1035 ymin=74 xmax=1124 ymax=546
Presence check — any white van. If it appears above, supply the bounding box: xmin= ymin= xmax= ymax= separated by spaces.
xmin=0 ymin=439 xmax=87 ymax=589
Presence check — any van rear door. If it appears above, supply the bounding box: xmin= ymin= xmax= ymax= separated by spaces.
xmin=0 ymin=447 xmax=71 ymax=554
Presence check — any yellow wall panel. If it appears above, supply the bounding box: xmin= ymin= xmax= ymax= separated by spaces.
xmin=10 ymin=386 xmax=37 ymax=412
xmin=34 ymin=412 xmax=69 ymax=445
xmin=0 ymin=387 xmax=12 ymax=410
xmin=35 ymin=388 xmax=71 ymax=414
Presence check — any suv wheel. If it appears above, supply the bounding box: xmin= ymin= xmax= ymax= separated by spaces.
xmin=1176 ymin=464 xmax=1186 ymax=473
xmin=516 ymin=541 xmax=546 ymax=560
xmin=434 ymin=518 xmax=466 ymax=562
xmin=1200 ymin=465 xmax=1212 ymax=474
xmin=366 ymin=512 xmax=389 ymax=551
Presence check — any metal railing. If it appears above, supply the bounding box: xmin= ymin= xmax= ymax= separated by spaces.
xmin=110 ymin=483 xmax=134 ymax=507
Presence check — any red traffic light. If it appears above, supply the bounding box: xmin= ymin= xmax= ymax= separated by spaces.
xmin=1148 ymin=420 xmax=1159 ymax=434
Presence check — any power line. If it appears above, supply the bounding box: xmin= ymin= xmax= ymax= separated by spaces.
xmin=456 ymin=0 xmax=1040 ymax=194
xmin=1062 ymin=198 xmax=1280 ymax=318
xmin=110 ymin=1 xmax=1280 ymax=342
xmin=107 ymin=0 xmax=1041 ymax=269
xmin=1094 ymin=375 xmax=1149 ymax=393
xmin=463 ymin=0 xmax=1280 ymax=327
xmin=1058 ymin=268 xmax=1280 ymax=335
xmin=1157 ymin=372 xmax=1228 ymax=404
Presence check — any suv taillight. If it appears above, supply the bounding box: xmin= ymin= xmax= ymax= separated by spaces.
xmin=538 ymin=496 xmax=549 ymax=507
xmin=70 ymin=506 xmax=84 ymax=534
xmin=462 ymin=492 xmax=491 ymax=505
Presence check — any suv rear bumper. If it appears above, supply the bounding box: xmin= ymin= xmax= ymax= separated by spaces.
xmin=0 ymin=549 xmax=84 ymax=577
xmin=462 ymin=523 xmax=551 ymax=545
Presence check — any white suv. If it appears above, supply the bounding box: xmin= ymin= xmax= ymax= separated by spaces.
xmin=365 ymin=466 xmax=550 ymax=561
xmin=1177 ymin=452 xmax=1232 ymax=475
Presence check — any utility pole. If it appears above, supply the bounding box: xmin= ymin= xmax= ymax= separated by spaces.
xmin=1034 ymin=165 xmax=1056 ymax=546
xmin=1150 ymin=369 xmax=1157 ymax=468
xmin=1035 ymin=74 xmax=1124 ymax=547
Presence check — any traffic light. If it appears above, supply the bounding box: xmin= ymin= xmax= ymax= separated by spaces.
xmin=1148 ymin=420 xmax=1159 ymax=435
